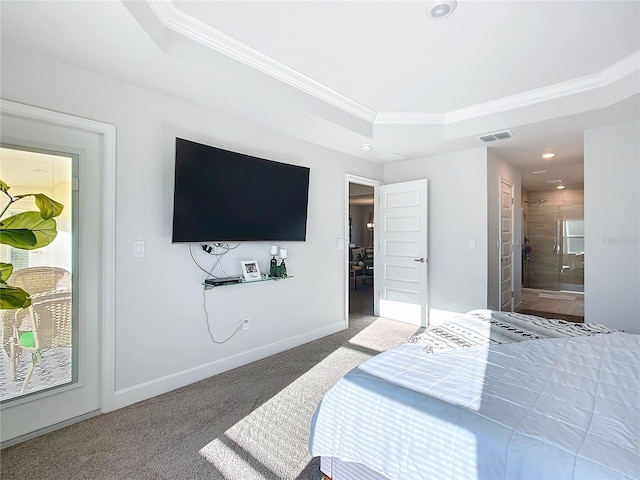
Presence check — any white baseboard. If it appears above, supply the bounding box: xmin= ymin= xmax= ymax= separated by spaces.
xmin=109 ymin=321 xmax=346 ymax=411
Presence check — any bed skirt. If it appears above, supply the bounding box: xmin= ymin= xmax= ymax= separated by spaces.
xmin=321 ymin=456 xmax=391 ymax=480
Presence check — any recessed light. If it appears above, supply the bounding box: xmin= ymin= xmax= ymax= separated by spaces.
xmin=361 ymin=144 xmax=372 ymax=151
xmin=428 ymin=0 xmax=457 ymax=18
xmin=531 ymin=170 xmax=547 ymax=175
xmin=556 ymin=185 xmax=566 ymax=190
xmin=542 ymin=153 xmax=556 ymax=159
xmin=546 ymin=179 xmax=563 ymax=183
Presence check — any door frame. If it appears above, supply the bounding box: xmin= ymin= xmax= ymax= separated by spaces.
xmin=344 ymin=174 xmax=381 ymax=326
xmin=499 ymin=176 xmax=515 ymax=311
xmin=1 ymin=100 xmax=116 ymax=442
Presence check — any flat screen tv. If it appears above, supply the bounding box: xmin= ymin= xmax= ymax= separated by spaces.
xmin=172 ymin=138 xmax=310 ymax=242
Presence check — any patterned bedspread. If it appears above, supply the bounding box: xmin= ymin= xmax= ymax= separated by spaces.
xmin=406 ymin=309 xmax=616 ymax=353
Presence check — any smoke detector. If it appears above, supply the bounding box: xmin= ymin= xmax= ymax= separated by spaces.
xmin=478 ymin=130 xmax=514 ymax=143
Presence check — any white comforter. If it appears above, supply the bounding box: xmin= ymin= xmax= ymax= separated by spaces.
xmin=309 ymin=332 xmax=640 ymax=479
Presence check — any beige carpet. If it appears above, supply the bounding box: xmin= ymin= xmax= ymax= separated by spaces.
xmin=1 ymin=296 xmax=423 ymax=479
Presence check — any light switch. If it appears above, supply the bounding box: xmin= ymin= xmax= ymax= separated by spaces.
xmin=133 ymin=240 xmax=145 ymax=257
xmin=337 ymin=238 xmax=344 ymax=250
xmin=468 ymin=240 xmax=476 ymax=250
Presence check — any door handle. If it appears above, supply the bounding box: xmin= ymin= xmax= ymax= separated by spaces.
xmin=414 ymin=258 xmax=426 ymax=263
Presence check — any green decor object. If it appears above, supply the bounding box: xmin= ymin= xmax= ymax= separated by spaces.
xmin=19 ymin=331 xmax=35 ymax=349
xmin=271 ymin=264 xmax=287 ymax=278
xmin=19 ymin=331 xmax=42 ymax=366
xmin=0 ymin=179 xmax=64 ymax=310
xmin=276 ymin=248 xmax=288 ymax=278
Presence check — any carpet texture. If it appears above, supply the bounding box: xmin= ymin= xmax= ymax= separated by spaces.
xmin=1 ymin=286 xmax=423 ymax=479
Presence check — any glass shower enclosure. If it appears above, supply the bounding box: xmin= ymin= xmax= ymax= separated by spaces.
xmin=523 ymin=196 xmax=584 ymax=293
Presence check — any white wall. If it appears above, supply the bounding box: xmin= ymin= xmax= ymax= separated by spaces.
xmin=487 ymin=151 xmax=522 ymax=310
xmin=1 ymin=45 xmax=383 ymax=408
xmin=383 ymin=148 xmax=489 ymax=323
xmin=584 ymin=120 xmax=640 ymax=333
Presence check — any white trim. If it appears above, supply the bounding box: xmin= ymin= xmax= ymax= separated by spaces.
xmin=378 ymin=51 xmax=640 ymax=126
xmin=345 ymin=174 xmax=382 ymax=188
xmin=100 ymin=121 xmax=117 ymax=413
xmin=498 ymin=176 xmax=515 ymax=312
xmin=445 ymin=51 xmax=640 ymax=124
xmin=345 ymin=174 xmax=382 ymax=324
xmin=137 ymin=3 xmax=640 ymax=128
xmin=375 ymin=112 xmax=445 ymax=125
xmin=147 ymin=1 xmax=376 ymax=123
xmin=111 ymin=320 xmax=345 ymax=410
xmin=0 ymin=99 xmax=117 ymax=414
xmin=375 ymin=112 xmax=447 ymax=125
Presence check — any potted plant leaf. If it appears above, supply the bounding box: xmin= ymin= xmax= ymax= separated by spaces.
xmin=0 ymin=179 xmax=64 ymax=382
xmin=0 ymin=179 xmax=64 ymax=308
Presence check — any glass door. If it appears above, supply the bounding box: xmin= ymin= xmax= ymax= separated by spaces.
xmin=1 ymin=102 xmax=104 ymax=447
xmin=0 ymin=146 xmax=75 ymax=401
xmin=526 ymin=205 xmax=561 ymax=291
xmin=525 ymin=202 xmax=584 ymax=293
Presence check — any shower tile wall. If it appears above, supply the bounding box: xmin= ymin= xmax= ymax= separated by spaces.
xmin=524 ymin=188 xmax=584 ymax=291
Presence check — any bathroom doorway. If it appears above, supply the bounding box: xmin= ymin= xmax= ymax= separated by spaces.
xmin=523 ymin=188 xmax=584 ymax=292
xmin=519 ymin=187 xmax=584 ymax=321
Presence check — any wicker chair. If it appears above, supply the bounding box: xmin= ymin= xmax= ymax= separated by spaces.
xmin=1 ymin=267 xmax=72 ymax=389
xmin=8 ymin=266 xmax=71 ymax=297
xmin=13 ymin=291 xmax=72 ymax=392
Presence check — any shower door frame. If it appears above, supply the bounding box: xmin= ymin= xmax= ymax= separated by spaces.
xmin=524 ymin=193 xmax=584 ymax=293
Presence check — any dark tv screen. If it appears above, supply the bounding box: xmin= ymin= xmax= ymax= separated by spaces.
xmin=172 ymin=138 xmax=310 ymax=242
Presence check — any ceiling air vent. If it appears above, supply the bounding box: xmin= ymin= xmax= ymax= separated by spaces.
xmin=478 ymin=130 xmax=514 ymax=142
xmin=378 ymin=153 xmax=406 ymax=162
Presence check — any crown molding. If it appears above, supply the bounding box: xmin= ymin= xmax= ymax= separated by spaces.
xmin=377 ymin=51 xmax=639 ymax=126
xmin=145 ymin=2 xmax=638 ymax=129
xmin=442 ymin=50 xmax=640 ymax=124
xmin=147 ymin=1 xmax=377 ymax=123
xmin=375 ymin=112 xmax=445 ymax=125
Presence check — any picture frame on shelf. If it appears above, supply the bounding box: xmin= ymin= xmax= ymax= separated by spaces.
xmin=241 ymin=260 xmax=261 ymax=281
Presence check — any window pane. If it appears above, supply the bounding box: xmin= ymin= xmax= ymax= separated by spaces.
xmin=565 ymin=220 xmax=584 ymax=236
xmin=566 ymin=238 xmax=585 ymax=254
xmin=0 ymin=146 xmax=73 ymax=401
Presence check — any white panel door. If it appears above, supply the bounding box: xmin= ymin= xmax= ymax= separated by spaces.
xmin=500 ymin=178 xmax=514 ymax=311
xmin=376 ymin=179 xmax=428 ymax=327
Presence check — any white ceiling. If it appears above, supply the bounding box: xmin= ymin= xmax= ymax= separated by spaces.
xmin=2 ymin=1 xmax=639 ymax=191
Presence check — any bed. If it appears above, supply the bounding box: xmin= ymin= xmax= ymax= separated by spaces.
xmin=309 ymin=310 xmax=640 ymax=480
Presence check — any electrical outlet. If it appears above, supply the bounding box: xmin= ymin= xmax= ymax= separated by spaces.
xmin=242 ymin=318 xmax=250 ymax=330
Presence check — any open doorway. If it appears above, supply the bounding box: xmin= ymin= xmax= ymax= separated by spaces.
xmin=517 ymin=187 xmax=584 ymax=322
xmin=344 ymin=176 xmax=429 ymax=327
xmin=348 ymin=181 xmax=375 ymax=317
